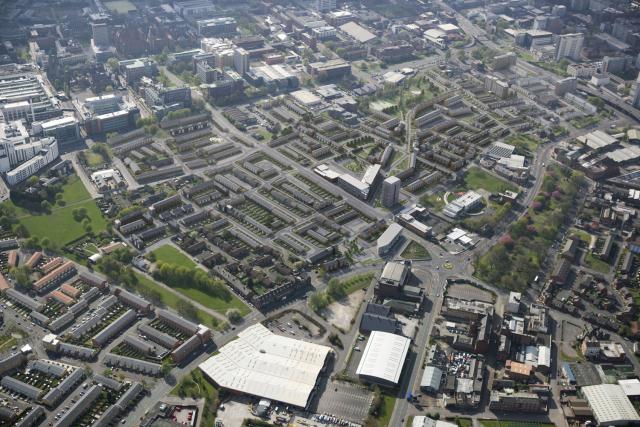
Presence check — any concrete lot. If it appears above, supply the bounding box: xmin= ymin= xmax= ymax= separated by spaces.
xmin=315 ymin=380 xmax=373 ymax=424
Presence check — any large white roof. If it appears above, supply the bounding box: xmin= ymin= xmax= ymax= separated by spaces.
xmin=356 ymin=331 xmax=410 ymax=384
xmin=582 ymin=384 xmax=640 ymax=425
xmin=199 ymin=323 xmax=331 ymax=408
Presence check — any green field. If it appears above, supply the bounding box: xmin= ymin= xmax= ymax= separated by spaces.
xmin=170 ymin=284 xmax=250 ymax=316
xmin=84 ymin=151 xmax=107 ymax=168
xmin=0 ymin=335 xmax=17 ymax=352
xmin=420 ymin=193 xmax=446 ymax=210
xmin=171 ymin=368 xmax=220 ymax=427
xmin=133 ymin=273 xmax=222 ymax=330
xmin=16 ymin=177 xmax=108 ymax=244
xmin=104 ymin=0 xmax=137 ymax=13
xmin=505 ymin=134 xmax=541 ymax=154
xmin=401 ymin=241 xmax=432 ymax=260
xmin=584 ymin=252 xmax=611 ymax=274
xmin=463 ymin=167 xmax=517 ymax=193
xmin=151 ymin=244 xmax=196 ymax=268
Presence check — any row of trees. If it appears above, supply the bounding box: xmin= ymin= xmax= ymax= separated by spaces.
xmin=153 ymin=261 xmax=231 ymax=301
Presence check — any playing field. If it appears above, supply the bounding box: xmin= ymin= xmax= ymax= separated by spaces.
xmin=151 ymin=244 xmax=196 ymax=269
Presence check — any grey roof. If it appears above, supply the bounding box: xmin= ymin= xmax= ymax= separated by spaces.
xmin=54 ymin=384 xmax=101 ymax=427
xmin=5 ymin=288 xmax=43 ymax=311
xmin=15 ymin=405 xmax=45 ymax=427
xmin=420 ymin=366 xmax=443 ymax=391
xmin=1 ymin=376 xmax=43 ymax=400
xmin=29 ymin=311 xmax=50 ymax=325
xmin=365 ymin=303 xmax=391 ymax=317
xmin=49 ymin=311 xmax=74 ymax=332
xmin=27 ymin=360 xmax=67 ymax=377
xmin=93 ymin=405 xmax=121 ymax=427
xmin=57 ymin=342 xmax=98 ymax=360
xmin=0 ymin=352 xmax=26 ymax=376
xmin=92 ymin=309 xmax=136 ymax=347
xmin=103 ymin=354 xmax=162 ymax=375
xmin=360 ymin=313 xmax=398 ymax=334
xmin=123 ymin=335 xmax=156 ymax=354
xmin=79 ymin=271 xmax=107 ymax=288
xmin=80 ymin=287 xmax=100 ymax=302
xmin=93 ymin=374 xmax=123 ymax=391
xmin=138 ymin=323 xmax=179 ymax=349
xmin=115 ymin=382 xmax=143 ymax=409
xmin=98 ymin=295 xmax=119 ymax=309
xmin=69 ymin=299 xmax=88 ymax=315
xmin=157 ymin=309 xmax=199 ymax=334
xmin=117 ymin=289 xmax=152 ymax=311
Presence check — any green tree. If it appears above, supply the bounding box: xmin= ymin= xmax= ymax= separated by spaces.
xmin=226 ymin=309 xmax=242 ymax=324
xmin=176 ymin=299 xmax=200 ymax=322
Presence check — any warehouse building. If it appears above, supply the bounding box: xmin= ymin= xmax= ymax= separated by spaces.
xmin=356 ymin=331 xmax=411 ymax=387
xmin=199 ymin=323 xmax=332 ymax=408
xmin=420 ymin=366 xmax=443 ymax=393
xmin=582 ymin=384 xmax=640 ymax=426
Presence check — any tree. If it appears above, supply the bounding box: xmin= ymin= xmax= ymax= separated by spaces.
xmin=226 ymin=309 xmax=242 ymax=324
xmin=161 ymin=359 xmax=173 ymax=377
xmin=176 ymin=299 xmax=200 ymax=322
xmin=26 ymin=176 xmax=39 ymax=186
xmin=40 ymin=200 xmax=51 ymax=211
xmin=13 ymin=223 xmax=29 ymax=238
xmin=107 ymin=57 xmax=119 ymax=72
xmin=10 ymin=266 xmax=31 ymax=287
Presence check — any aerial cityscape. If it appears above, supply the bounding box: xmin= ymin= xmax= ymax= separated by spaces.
xmin=1 ymin=0 xmax=640 ymax=426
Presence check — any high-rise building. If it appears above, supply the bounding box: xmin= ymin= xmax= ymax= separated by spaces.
xmin=555 ymin=33 xmax=584 ymax=61
xmin=315 ymin=0 xmax=336 ymax=12
xmin=381 ymin=176 xmax=401 ymax=208
xmin=632 ymin=73 xmax=640 ymax=109
xmin=233 ymin=48 xmax=249 ymax=75
xmin=92 ymin=23 xmax=110 ymax=47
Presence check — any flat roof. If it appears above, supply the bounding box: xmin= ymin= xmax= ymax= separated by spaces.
xmin=290 ymin=89 xmax=321 ymax=106
xmin=380 ymin=261 xmax=409 ymax=284
xmin=199 ymin=323 xmax=331 ymax=408
xmin=377 ymin=223 xmax=403 ymax=248
xmin=619 ymin=379 xmax=640 ymax=397
xmin=582 ymin=384 xmax=640 ymax=425
xmin=356 ymin=331 xmax=410 ymax=385
xmin=339 ymin=21 xmax=376 ymax=43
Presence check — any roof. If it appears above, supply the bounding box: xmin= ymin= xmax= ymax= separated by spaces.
xmin=380 ymin=261 xmax=409 ymax=285
xmin=339 ymin=21 xmax=376 ymax=43
xmin=619 ymin=379 xmax=640 ymax=397
xmin=377 ymin=223 xmax=403 ymax=249
xmin=199 ymin=323 xmax=331 ymax=408
xmin=579 ymin=130 xmax=617 ymax=150
xmin=582 ymin=384 xmax=640 ymax=425
xmin=356 ymin=331 xmax=410 ymax=384
xmin=290 ymin=89 xmax=321 ymax=106
xmin=420 ymin=366 xmax=443 ymax=390
xmin=412 ymin=416 xmax=457 ymax=427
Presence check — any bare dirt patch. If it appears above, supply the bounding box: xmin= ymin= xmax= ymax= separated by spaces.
xmin=322 ymin=291 xmax=365 ymax=332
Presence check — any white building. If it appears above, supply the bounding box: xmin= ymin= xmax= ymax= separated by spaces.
xmin=381 ymin=176 xmax=401 ymax=207
xmin=356 ymin=330 xmax=410 ymax=387
xmin=556 ymin=33 xmax=584 ymax=61
xmin=5 ymin=137 xmax=58 ymax=185
xmin=507 ymin=292 xmax=522 ymax=314
xmin=412 ymin=417 xmax=457 ymax=427
xmin=315 ymin=0 xmax=336 ymax=12
xmin=33 ymin=116 xmax=80 ymax=145
xmin=377 ymin=223 xmax=403 ymax=256
xmin=582 ymin=384 xmax=640 ymax=426
xmin=312 ymin=26 xmax=337 ymax=40
xmin=233 ymin=48 xmax=250 ymax=75
xmin=199 ymin=323 xmax=332 ymax=408
xmin=443 ymin=191 xmax=483 ymax=218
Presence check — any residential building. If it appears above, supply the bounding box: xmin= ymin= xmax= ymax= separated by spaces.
xmin=377 ymin=223 xmax=403 ymax=256
xmin=556 ymin=33 xmax=584 ymax=61
xmin=381 ymin=176 xmax=401 ymax=207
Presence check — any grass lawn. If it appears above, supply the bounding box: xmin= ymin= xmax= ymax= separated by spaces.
xmin=84 ymin=151 xmax=107 ymax=168
xmin=151 ymin=244 xmax=196 ymax=268
xmin=463 ymin=167 xmax=516 ymax=193
xmin=376 ymin=394 xmax=397 ymax=427
xmin=480 ymin=421 xmax=554 ymax=427
xmin=133 ymin=273 xmax=222 ymax=330
xmin=505 ymin=134 xmax=541 ymax=154
xmin=171 ymin=368 xmax=220 ymax=427
xmin=401 ymin=241 xmax=432 ymax=260
xmin=342 ymin=272 xmax=375 ymax=295
xmin=569 ymin=228 xmax=591 ymax=243
xmin=20 ymin=199 xmax=108 ymax=245
xmin=420 ymin=193 xmax=446 ymax=211
xmin=0 ymin=336 xmax=17 ymax=352
xmin=584 ymin=252 xmax=611 ymax=274
xmin=171 ymin=285 xmax=250 ymax=316
xmin=570 ymin=114 xmax=601 ymax=129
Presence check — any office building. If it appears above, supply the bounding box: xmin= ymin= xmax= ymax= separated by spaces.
xmin=381 ymin=176 xmax=401 ymax=207
xmin=81 ymin=94 xmax=139 ymax=136
xmin=32 ymin=116 xmax=80 ymax=145
xmin=142 ymin=82 xmax=191 ymax=118
xmin=118 ymin=58 xmax=158 ymax=84
xmin=92 ymin=23 xmax=110 ymax=47
xmin=443 ymin=191 xmax=483 ymax=218
xmin=307 ymin=59 xmax=351 ymax=81
xmin=315 ymin=0 xmax=336 ymax=12
xmin=632 ymin=73 xmax=640 ymax=109
xmin=174 ymin=0 xmax=216 ymax=19
xmin=556 ymin=33 xmax=584 ymax=61
xmin=196 ymin=17 xmax=237 ymax=37
xmin=0 ymin=73 xmax=61 ymax=123
xmin=233 ymin=48 xmax=250 ymax=75
xmin=489 ymin=390 xmax=547 ymax=413
xmin=338 ymin=173 xmax=370 ymax=200
xmin=377 ymin=223 xmax=403 ymax=256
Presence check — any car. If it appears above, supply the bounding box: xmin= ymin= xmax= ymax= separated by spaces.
xmin=354 ymin=346 xmax=361 ymax=351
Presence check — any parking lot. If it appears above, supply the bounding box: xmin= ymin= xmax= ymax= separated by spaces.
xmin=315 ymin=380 xmax=373 ymax=424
